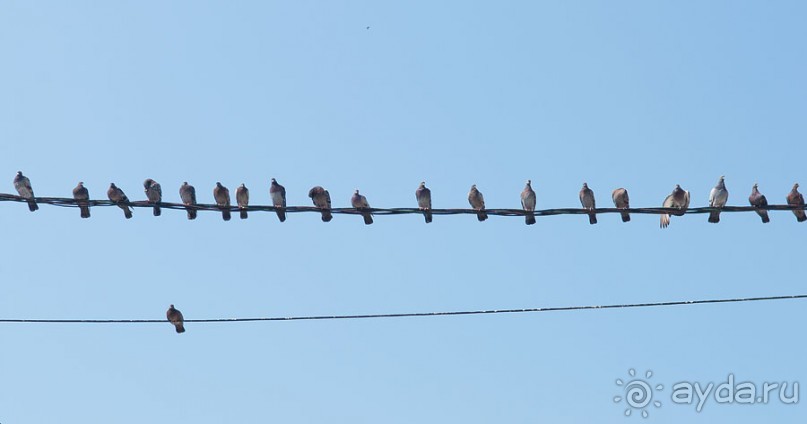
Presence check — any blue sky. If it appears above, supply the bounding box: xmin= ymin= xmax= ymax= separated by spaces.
xmin=1 ymin=1 xmax=806 ymax=422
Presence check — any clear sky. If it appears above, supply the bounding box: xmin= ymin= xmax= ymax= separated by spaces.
xmin=1 ymin=1 xmax=806 ymax=422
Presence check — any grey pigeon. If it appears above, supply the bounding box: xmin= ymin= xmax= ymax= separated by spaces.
xmin=579 ymin=183 xmax=596 ymax=224
xmin=748 ymin=183 xmax=769 ymax=223
xmin=13 ymin=171 xmax=38 ymax=212
xmin=213 ymin=182 xmax=231 ymax=221
xmin=179 ymin=182 xmax=197 ymax=220
xmin=660 ymin=184 xmax=690 ymax=228
xmin=611 ymin=188 xmax=630 ymax=222
xmin=143 ymin=178 xmax=162 ymax=216
xmin=786 ymin=183 xmax=806 ymax=222
xmin=468 ymin=184 xmax=488 ymax=222
xmin=72 ymin=182 xmax=90 ymax=218
xmin=166 ymin=304 xmax=185 ymax=334
xmin=351 ymin=189 xmax=373 ymax=225
xmin=521 ymin=180 xmax=536 ymax=225
xmin=416 ymin=182 xmax=432 ymax=223
xmin=708 ymin=176 xmax=728 ymax=223
xmin=308 ymin=186 xmax=332 ymax=222
xmin=107 ymin=183 xmax=133 ymax=219
xmin=236 ymin=183 xmax=249 ymax=219
xmin=270 ymin=178 xmax=287 ymax=222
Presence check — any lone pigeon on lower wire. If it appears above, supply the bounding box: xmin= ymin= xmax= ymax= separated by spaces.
xmin=166 ymin=304 xmax=185 ymax=334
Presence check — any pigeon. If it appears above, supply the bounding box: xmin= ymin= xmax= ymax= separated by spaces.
xmin=179 ymin=182 xmax=197 ymax=220
xmin=143 ymin=178 xmax=162 ymax=216
xmin=416 ymin=182 xmax=432 ymax=223
xmin=72 ymin=182 xmax=91 ymax=218
xmin=166 ymin=304 xmax=185 ymax=334
xmin=786 ymin=183 xmax=806 ymax=222
xmin=468 ymin=184 xmax=488 ymax=222
xmin=13 ymin=171 xmax=38 ymax=212
xmin=611 ymin=188 xmax=630 ymax=222
xmin=213 ymin=182 xmax=231 ymax=221
xmin=660 ymin=184 xmax=690 ymax=228
xmin=708 ymin=176 xmax=728 ymax=223
xmin=308 ymin=186 xmax=332 ymax=222
xmin=236 ymin=184 xmax=249 ymax=219
xmin=270 ymin=178 xmax=287 ymax=222
xmin=748 ymin=183 xmax=769 ymax=224
xmin=107 ymin=183 xmax=133 ymax=219
xmin=579 ymin=183 xmax=596 ymax=224
xmin=351 ymin=189 xmax=373 ymax=225
xmin=521 ymin=180 xmax=536 ymax=225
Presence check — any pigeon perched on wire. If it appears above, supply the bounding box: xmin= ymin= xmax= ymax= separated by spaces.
xmin=72 ymin=182 xmax=90 ymax=218
xmin=166 ymin=304 xmax=185 ymax=334
xmin=351 ymin=189 xmax=373 ymax=225
xmin=708 ymin=176 xmax=728 ymax=223
xmin=748 ymin=184 xmax=769 ymax=224
xmin=611 ymin=188 xmax=630 ymax=222
xmin=309 ymin=186 xmax=332 ymax=222
xmin=521 ymin=180 xmax=536 ymax=225
xmin=468 ymin=184 xmax=488 ymax=222
xmin=107 ymin=183 xmax=133 ymax=219
xmin=786 ymin=183 xmax=806 ymax=222
xmin=416 ymin=182 xmax=432 ymax=223
xmin=660 ymin=184 xmax=690 ymax=228
xmin=179 ymin=182 xmax=197 ymax=220
xmin=579 ymin=183 xmax=596 ymax=224
xmin=236 ymin=184 xmax=249 ymax=219
xmin=143 ymin=178 xmax=162 ymax=216
xmin=213 ymin=182 xmax=231 ymax=221
xmin=270 ymin=178 xmax=287 ymax=222
xmin=13 ymin=171 xmax=38 ymax=212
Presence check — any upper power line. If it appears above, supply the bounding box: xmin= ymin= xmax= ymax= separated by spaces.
xmin=5 ymin=173 xmax=807 ymax=226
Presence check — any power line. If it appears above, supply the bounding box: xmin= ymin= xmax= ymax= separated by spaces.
xmin=1 ymin=294 xmax=805 ymax=324
xmin=1 ymin=193 xmax=805 ymax=218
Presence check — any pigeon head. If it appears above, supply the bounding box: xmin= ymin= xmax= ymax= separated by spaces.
xmin=582 ymin=182 xmax=588 ymax=189
xmin=16 ymin=171 xmax=23 ymax=176
xmin=169 ymin=304 xmax=175 ymax=309
xmin=110 ymin=183 xmax=117 ymax=188
xmin=216 ymin=182 xmax=223 ymax=187
xmin=355 ymin=189 xmax=360 ymax=194
xmin=795 ymin=183 xmax=800 ymax=190
xmin=526 ymin=179 xmax=531 ymax=186
xmin=419 ymin=181 xmax=426 ymax=187
xmin=78 ymin=182 xmax=84 ymax=186
xmin=271 ymin=178 xmax=277 ymax=183
xmin=240 ymin=183 xmax=245 ymax=188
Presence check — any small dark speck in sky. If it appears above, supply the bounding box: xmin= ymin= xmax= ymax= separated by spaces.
xmin=366 ymin=26 xmax=370 ymax=30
